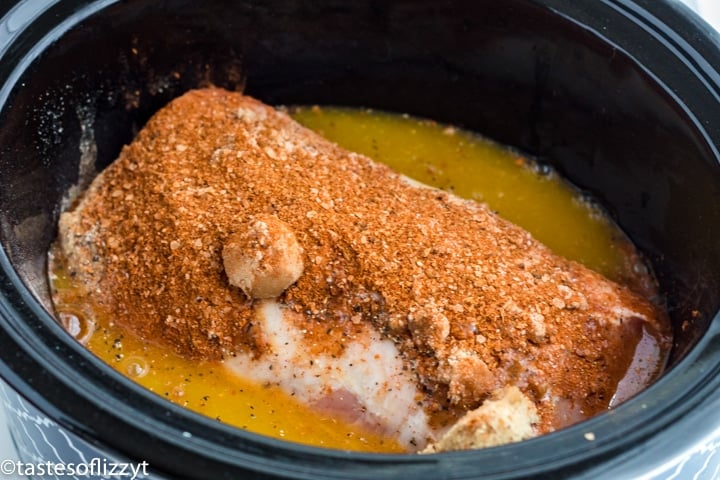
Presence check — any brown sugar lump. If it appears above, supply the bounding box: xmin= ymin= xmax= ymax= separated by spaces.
xmin=222 ymin=214 xmax=304 ymax=299
xmin=421 ymin=386 xmax=538 ymax=453
xmin=57 ymin=87 xmax=672 ymax=451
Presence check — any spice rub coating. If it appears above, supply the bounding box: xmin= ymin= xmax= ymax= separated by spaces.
xmin=59 ymin=88 xmax=672 ymax=434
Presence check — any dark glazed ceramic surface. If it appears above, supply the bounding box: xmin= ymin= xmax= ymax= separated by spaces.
xmin=0 ymin=1 xmax=719 ymax=478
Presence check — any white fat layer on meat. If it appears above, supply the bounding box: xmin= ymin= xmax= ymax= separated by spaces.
xmin=611 ymin=306 xmax=647 ymax=325
xmin=224 ymin=300 xmax=433 ymax=449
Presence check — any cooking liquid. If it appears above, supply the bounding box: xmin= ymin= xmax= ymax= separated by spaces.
xmin=49 ymin=107 xmax=659 ymax=453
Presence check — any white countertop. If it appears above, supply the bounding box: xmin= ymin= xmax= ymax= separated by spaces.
xmin=0 ymin=1 xmax=718 ymax=477
xmin=0 ymin=405 xmax=21 ymax=479
xmin=683 ymin=0 xmax=720 ymax=32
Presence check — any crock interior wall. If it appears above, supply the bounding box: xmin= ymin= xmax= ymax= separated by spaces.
xmin=0 ymin=0 xmax=718 ymax=365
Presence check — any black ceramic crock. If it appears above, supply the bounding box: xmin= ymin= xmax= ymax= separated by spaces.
xmin=0 ymin=1 xmax=719 ymax=478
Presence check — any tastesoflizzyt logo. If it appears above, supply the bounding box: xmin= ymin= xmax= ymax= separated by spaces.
xmin=0 ymin=458 xmax=149 ymax=478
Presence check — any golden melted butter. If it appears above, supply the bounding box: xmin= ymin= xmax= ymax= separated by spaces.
xmin=51 ymin=265 xmax=404 ymax=452
xmin=50 ymin=106 xmax=646 ymax=453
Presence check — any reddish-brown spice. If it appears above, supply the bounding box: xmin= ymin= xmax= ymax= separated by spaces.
xmin=58 ymin=88 xmax=672 ymax=433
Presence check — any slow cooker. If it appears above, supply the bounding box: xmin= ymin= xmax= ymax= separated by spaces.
xmin=0 ymin=0 xmax=719 ymax=478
